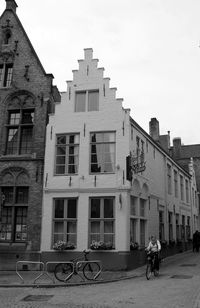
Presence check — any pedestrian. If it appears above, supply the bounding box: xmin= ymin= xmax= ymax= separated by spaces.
xmin=193 ymin=230 xmax=200 ymax=252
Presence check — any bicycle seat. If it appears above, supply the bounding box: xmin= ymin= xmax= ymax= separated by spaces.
xmin=83 ymin=249 xmax=90 ymax=254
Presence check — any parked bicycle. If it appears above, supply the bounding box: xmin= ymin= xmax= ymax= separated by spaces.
xmin=145 ymin=251 xmax=160 ymax=280
xmin=54 ymin=249 xmax=101 ymax=282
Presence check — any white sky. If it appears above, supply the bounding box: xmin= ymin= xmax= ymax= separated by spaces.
xmin=1 ymin=0 xmax=200 ymax=145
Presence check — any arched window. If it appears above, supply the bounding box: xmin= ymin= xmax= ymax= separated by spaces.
xmin=0 ymin=168 xmax=30 ymax=243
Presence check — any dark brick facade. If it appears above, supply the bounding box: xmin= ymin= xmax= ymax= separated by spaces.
xmin=0 ymin=0 xmax=60 ymax=269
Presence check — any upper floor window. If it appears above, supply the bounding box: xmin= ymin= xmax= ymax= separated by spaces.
xmin=90 ymin=132 xmax=115 ymax=173
xmin=167 ymin=164 xmax=172 ymax=194
xmin=6 ymin=109 xmax=34 ymax=155
xmin=0 ymin=63 xmax=13 ymax=88
xmin=185 ymin=179 xmax=189 ymax=203
xmin=55 ymin=134 xmax=79 ymax=175
xmin=174 ymin=170 xmax=178 ymax=198
xmin=75 ymin=90 xmax=99 ymax=112
xmin=180 ymin=175 xmax=184 ymax=201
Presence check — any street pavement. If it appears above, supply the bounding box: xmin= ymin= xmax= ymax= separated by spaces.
xmin=1 ymin=250 xmax=200 ymax=307
xmin=0 ymin=250 xmax=195 ymax=287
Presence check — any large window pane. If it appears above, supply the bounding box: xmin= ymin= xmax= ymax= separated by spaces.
xmin=88 ymin=90 xmax=99 ymax=111
xmin=7 ymin=128 xmax=18 ymax=154
xmin=67 ymin=199 xmax=77 ymax=218
xmin=16 ymin=187 xmax=29 ymax=203
xmin=104 ymin=199 xmax=113 ymax=218
xmin=75 ymin=92 xmax=86 ymax=112
xmin=91 ymin=199 xmax=100 ymax=218
xmin=55 ymin=200 xmax=64 ymax=218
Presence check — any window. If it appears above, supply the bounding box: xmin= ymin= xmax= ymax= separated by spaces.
xmin=159 ymin=211 xmax=165 ymax=241
xmin=140 ymin=220 xmax=146 ymax=247
xmin=180 ymin=175 xmax=184 ymax=201
xmin=0 ymin=63 xmax=13 ymax=88
xmin=55 ymin=134 xmax=79 ymax=175
xmin=174 ymin=170 xmax=178 ymax=198
xmin=130 ymin=196 xmax=137 ymax=216
xmin=75 ymin=90 xmax=99 ymax=112
xmin=6 ymin=109 xmax=34 ymax=155
xmin=89 ymin=197 xmax=115 ymax=248
xmin=52 ymin=199 xmax=77 ymax=246
xmin=0 ymin=186 xmax=28 ymax=242
xmin=167 ymin=164 xmax=172 ymax=194
xmin=90 ymin=132 xmax=115 ymax=173
xmin=185 ymin=179 xmax=189 ymax=203
xmin=140 ymin=199 xmax=146 ymax=217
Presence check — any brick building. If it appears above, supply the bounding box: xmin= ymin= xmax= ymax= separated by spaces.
xmin=0 ymin=0 xmax=60 ymax=269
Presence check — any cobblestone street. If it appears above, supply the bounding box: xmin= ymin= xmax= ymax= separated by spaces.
xmin=1 ymin=251 xmax=200 ymax=307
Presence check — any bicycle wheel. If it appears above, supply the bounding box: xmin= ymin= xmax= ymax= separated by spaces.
xmin=83 ymin=262 xmax=101 ymax=280
xmin=54 ymin=263 xmax=73 ymax=282
xmin=146 ymin=263 xmax=152 ymax=280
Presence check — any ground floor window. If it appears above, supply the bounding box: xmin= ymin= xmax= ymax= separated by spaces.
xmin=52 ymin=198 xmax=77 ymax=248
xmin=186 ymin=216 xmax=191 ymax=240
xmin=89 ymin=197 xmax=115 ymax=249
xmin=0 ymin=206 xmax=28 ymax=242
xmin=0 ymin=186 xmax=28 ymax=242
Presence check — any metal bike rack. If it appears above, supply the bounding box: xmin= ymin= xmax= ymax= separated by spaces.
xmin=45 ymin=261 xmax=74 ymax=283
xmin=76 ymin=260 xmax=102 ymax=280
xmin=16 ymin=261 xmax=45 ymax=284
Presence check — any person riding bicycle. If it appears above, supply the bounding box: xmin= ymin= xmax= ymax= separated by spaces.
xmin=146 ymin=236 xmax=161 ymax=271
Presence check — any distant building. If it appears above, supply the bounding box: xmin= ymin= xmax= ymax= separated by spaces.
xmin=41 ymin=49 xmax=198 ymax=270
xmin=0 ymin=0 xmax=60 ymax=269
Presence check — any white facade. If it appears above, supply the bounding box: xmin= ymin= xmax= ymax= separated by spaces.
xmin=41 ymin=49 xmax=198 ymax=263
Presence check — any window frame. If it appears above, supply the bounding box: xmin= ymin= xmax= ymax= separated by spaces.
xmin=0 ymin=186 xmax=29 ymax=243
xmin=5 ymin=108 xmax=34 ymax=155
xmin=90 ymin=131 xmax=116 ymax=174
xmin=89 ymin=197 xmax=115 ymax=249
xmin=52 ymin=198 xmax=78 ymax=248
xmin=55 ymin=133 xmax=80 ymax=175
xmin=75 ymin=89 xmax=99 ymax=112
xmin=0 ymin=62 xmax=13 ymax=88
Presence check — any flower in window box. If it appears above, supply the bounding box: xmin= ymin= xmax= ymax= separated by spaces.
xmin=130 ymin=242 xmax=139 ymax=250
xmin=53 ymin=240 xmax=75 ymax=251
xmin=90 ymin=240 xmax=113 ymax=250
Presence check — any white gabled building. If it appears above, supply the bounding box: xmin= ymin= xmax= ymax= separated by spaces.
xmin=41 ymin=49 xmax=198 ymax=270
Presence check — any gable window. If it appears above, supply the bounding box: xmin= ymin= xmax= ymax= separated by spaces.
xmin=55 ymin=134 xmax=79 ymax=175
xmin=6 ymin=109 xmax=34 ymax=155
xmin=52 ymin=198 xmax=77 ymax=247
xmin=89 ymin=197 xmax=115 ymax=249
xmin=0 ymin=186 xmax=28 ymax=242
xmin=90 ymin=132 xmax=115 ymax=173
xmin=0 ymin=63 xmax=13 ymax=88
xmin=75 ymin=90 xmax=99 ymax=112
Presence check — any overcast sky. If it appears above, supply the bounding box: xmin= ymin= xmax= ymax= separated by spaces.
xmin=1 ymin=0 xmax=200 ymax=145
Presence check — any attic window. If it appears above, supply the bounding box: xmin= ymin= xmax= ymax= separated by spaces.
xmin=75 ymin=90 xmax=99 ymax=112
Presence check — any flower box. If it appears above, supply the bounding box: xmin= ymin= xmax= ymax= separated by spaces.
xmin=53 ymin=240 xmax=76 ymax=251
xmin=90 ymin=240 xmax=113 ymax=250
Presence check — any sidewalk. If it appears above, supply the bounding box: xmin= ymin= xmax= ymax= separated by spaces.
xmin=0 ymin=250 xmax=191 ymax=288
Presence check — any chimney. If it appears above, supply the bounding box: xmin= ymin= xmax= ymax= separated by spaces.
xmin=149 ymin=118 xmax=160 ymax=142
xmin=6 ymin=0 xmax=18 ymax=12
xmin=173 ymin=138 xmax=181 ymax=158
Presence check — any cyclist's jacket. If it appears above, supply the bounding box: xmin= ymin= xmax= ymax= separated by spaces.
xmin=146 ymin=240 xmax=161 ymax=252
